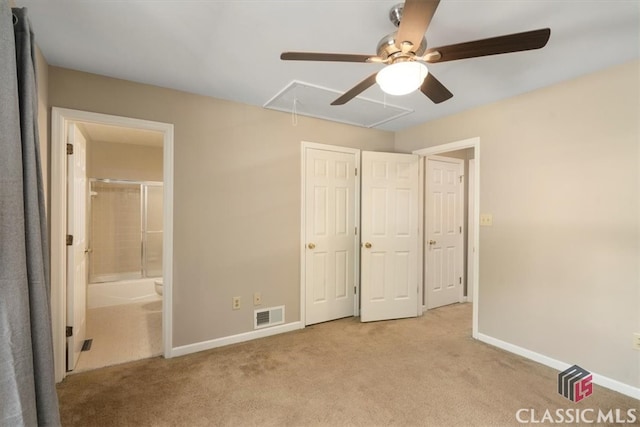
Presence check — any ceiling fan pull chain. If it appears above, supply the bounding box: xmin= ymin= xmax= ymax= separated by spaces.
xmin=292 ymin=95 xmax=299 ymax=126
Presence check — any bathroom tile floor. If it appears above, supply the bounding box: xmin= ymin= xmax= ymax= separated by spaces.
xmin=72 ymin=300 xmax=162 ymax=373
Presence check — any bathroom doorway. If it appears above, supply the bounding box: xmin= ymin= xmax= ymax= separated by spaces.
xmin=73 ymin=121 xmax=164 ymax=372
xmin=50 ymin=108 xmax=174 ymax=382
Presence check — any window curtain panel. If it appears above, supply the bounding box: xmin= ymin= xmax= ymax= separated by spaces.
xmin=0 ymin=2 xmax=61 ymax=426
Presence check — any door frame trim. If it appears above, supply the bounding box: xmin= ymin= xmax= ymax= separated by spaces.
xmin=51 ymin=107 xmax=175 ymax=382
xmin=413 ymin=137 xmax=480 ymax=339
xmin=467 ymin=158 xmax=476 ymax=303
xmin=300 ymin=141 xmax=361 ymax=326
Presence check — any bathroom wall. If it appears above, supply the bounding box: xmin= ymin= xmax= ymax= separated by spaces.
xmin=87 ymin=139 xmax=163 ymax=182
xmin=86 ymin=137 xmax=163 ymax=282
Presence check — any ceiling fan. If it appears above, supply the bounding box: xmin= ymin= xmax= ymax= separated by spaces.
xmin=280 ymin=0 xmax=550 ymax=106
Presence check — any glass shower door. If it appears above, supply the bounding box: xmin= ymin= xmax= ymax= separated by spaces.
xmin=143 ymin=184 xmax=163 ymax=277
xmin=89 ymin=181 xmax=142 ymax=283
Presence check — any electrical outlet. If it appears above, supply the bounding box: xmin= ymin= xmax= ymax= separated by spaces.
xmin=633 ymin=333 xmax=640 ymax=350
xmin=480 ymin=213 xmax=493 ymax=226
xmin=232 ymin=296 xmax=241 ymax=310
xmin=254 ymin=292 xmax=262 ymax=306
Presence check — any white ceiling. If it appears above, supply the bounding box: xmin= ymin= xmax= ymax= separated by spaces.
xmin=16 ymin=0 xmax=640 ymax=131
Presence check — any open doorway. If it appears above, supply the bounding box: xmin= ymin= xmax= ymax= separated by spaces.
xmin=423 ymin=149 xmax=476 ymax=309
xmin=50 ymin=108 xmax=174 ymax=382
xmin=414 ymin=137 xmax=480 ymax=339
xmin=74 ymin=121 xmax=164 ymax=372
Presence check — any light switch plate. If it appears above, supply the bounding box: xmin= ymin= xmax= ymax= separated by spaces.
xmin=633 ymin=332 xmax=640 ymax=350
xmin=480 ymin=214 xmax=493 ymax=226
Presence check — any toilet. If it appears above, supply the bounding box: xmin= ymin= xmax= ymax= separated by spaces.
xmin=154 ymin=278 xmax=163 ymax=296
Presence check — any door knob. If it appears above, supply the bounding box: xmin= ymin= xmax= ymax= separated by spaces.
xmin=307 ymin=243 xmax=316 ymax=249
xmin=428 ymin=240 xmax=437 ymax=245
xmin=364 ymin=242 xmax=372 ymax=248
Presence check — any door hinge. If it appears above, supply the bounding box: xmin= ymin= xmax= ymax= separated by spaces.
xmin=355 ymin=226 xmax=357 ymax=235
xmin=459 ymin=277 xmax=462 ymax=284
xmin=459 ymin=175 xmax=463 ymax=183
xmin=66 ymin=326 xmax=73 ymax=337
xmin=66 ymin=143 xmax=74 ymax=155
xmin=66 ymin=234 xmax=73 ymax=246
xmin=355 ymin=167 xmax=358 ymax=176
xmin=459 ymin=226 xmax=462 ymax=234
xmin=354 ymin=286 xmax=357 ymax=295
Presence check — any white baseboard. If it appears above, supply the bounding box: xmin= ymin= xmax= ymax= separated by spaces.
xmin=170 ymin=321 xmax=303 ymax=358
xmin=477 ymin=333 xmax=640 ymax=400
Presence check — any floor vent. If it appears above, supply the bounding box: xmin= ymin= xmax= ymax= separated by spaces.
xmin=81 ymin=339 xmax=93 ymax=352
xmin=254 ymin=306 xmax=285 ymax=330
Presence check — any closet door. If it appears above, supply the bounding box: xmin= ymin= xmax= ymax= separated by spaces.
xmin=360 ymin=151 xmax=419 ymax=322
xmin=303 ymin=145 xmax=358 ymax=325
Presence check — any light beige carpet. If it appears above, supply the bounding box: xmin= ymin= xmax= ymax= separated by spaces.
xmin=73 ymin=300 xmax=162 ymax=373
xmin=57 ymin=303 xmax=638 ymax=426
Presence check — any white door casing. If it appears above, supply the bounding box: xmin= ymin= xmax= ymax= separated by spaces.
xmin=361 ymin=151 xmax=419 ymax=322
xmin=303 ymin=144 xmax=358 ymax=325
xmin=51 ymin=107 xmax=174 ymax=382
xmin=467 ymin=159 xmax=476 ymax=302
xmin=66 ymin=123 xmax=87 ymax=370
xmin=425 ymin=156 xmax=464 ymax=309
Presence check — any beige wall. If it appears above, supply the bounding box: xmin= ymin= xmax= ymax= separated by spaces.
xmin=87 ymin=140 xmax=163 ymax=182
xmin=35 ymin=44 xmax=48 ymax=210
xmin=44 ymin=58 xmax=639 ymax=389
xmin=48 ymin=66 xmax=395 ymax=346
xmin=395 ymin=60 xmax=640 ymax=388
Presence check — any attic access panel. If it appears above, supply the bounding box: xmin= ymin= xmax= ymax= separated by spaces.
xmin=264 ymin=81 xmax=413 ymax=128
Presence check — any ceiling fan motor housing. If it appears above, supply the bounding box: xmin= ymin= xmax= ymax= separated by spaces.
xmin=376 ymin=32 xmax=427 ymax=62
xmin=379 ymin=3 xmax=427 ymax=62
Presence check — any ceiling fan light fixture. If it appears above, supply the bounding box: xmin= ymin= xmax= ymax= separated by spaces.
xmin=376 ymin=61 xmax=428 ymax=96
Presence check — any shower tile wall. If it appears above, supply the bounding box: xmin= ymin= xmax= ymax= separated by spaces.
xmin=90 ymin=182 xmax=142 ymax=282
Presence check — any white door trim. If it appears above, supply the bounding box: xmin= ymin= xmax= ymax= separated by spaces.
xmin=51 ymin=107 xmax=175 ymax=382
xmin=300 ymin=141 xmax=361 ymax=326
xmin=417 ymin=157 xmax=425 ymax=313
xmin=413 ymin=137 xmax=480 ymax=339
xmin=467 ymin=158 xmax=476 ymax=303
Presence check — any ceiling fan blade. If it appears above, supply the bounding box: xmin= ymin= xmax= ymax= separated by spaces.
xmin=420 ymin=72 xmax=453 ymax=104
xmin=396 ymin=0 xmax=440 ymax=51
xmin=331 ymin=73 xmax=378 ymax=106
xmin=424 ymin=28 xmax=551 ymax=63
xmin=281 ymin=52 xmax=374 ymax=63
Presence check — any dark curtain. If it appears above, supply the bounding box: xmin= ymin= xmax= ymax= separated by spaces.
xmin=0 ymin=2 xmax=61 ymax=425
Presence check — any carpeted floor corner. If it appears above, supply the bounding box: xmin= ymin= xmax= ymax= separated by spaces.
xmin=56 ymin=303 xmax=639 ymax=426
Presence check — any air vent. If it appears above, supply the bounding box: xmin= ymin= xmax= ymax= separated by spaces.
xmin=264 ymin=81 xmax=413 ymax=128
xmin=254 ymin=306 xmax=285 ymax=330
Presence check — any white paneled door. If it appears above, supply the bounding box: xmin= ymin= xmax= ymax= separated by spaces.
xmin=425 ymin=156 xmax=464 ymax=309
xmin=304 ymin=146 xmax=357 ymax=325
xmin=66 ymin=123 xmax=88 ymax=370
xmin=361 ymin=151 xmax=419 ymax=322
